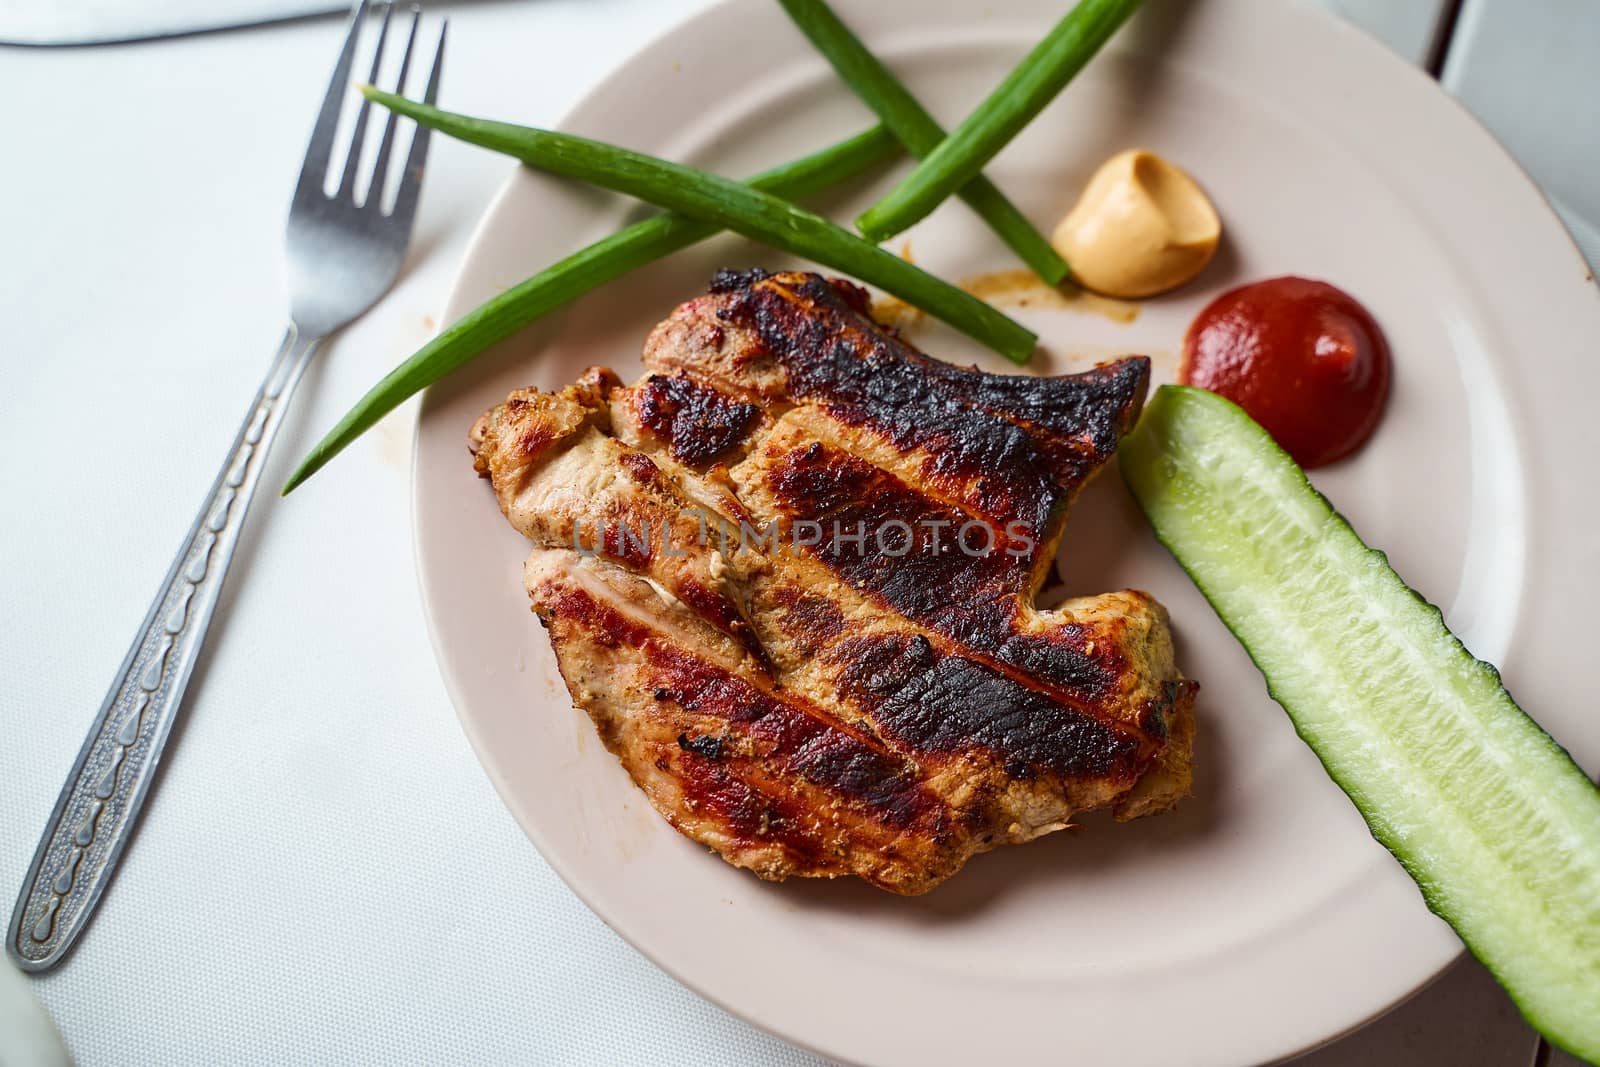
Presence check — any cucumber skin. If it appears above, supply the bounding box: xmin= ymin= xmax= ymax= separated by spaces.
xmin=1120 ymin=384 xmax=1600 ymax=1063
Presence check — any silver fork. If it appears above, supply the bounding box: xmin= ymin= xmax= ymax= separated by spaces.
xmin=6 ymin=1 xmax=445 ymax=972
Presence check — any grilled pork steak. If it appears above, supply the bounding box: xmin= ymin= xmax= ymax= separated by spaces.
xmin=473 ymin=270 xmax=1196 ymax=894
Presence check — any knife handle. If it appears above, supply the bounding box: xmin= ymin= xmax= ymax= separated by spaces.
xmin=6 ymin=326 xmax=320 ymax=971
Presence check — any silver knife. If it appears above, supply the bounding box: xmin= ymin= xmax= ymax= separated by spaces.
xmin=0 ymin=0 xmax=345 ymax=45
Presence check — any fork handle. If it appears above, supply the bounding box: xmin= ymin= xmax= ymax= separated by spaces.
xmin=7 ymin=324 xmax=321 ymax=971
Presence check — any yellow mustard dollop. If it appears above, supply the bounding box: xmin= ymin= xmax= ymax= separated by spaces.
xmin=1051 ymin=149 xmax=1221 ymax=299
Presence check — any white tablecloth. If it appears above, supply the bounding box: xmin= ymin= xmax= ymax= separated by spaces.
xmin=0 ymin=2 xmax=1586 ymax=1064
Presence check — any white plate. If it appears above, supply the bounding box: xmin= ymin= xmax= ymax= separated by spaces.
xmin=412 ymin=1 xmax=1600 ymax=1063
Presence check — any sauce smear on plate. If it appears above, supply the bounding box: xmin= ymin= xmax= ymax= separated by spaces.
xmin=1180 ymin=276 xmax=1390 ymax=467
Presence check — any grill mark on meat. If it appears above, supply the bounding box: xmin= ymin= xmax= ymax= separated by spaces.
xmin=631 ymin=372 xmax=762 ymax=467
xmin=672 ymin=579 xmax=758 ymax=658
xmin=762 ymin=438 xmax=1043 ymax=637
xmin=616 ymin=449 xmax=667 ymax=488
xmin=921 ymin=356 xmax=1150 ymax=465
xmin=677 ymin=731 xmax=726 ymax=760
xmin=710 ymin=267 xmax=874 ymax=318
xmin=599 ymin=513 xmax=653 ymax=569
xmin=830 ymin=633 xmax=1142 ymax=782
xmin=744 ymin=433 xmax=1130 ymax=720
xmin=533 ymin=570 xmax=974 ymax=890
xmin=539 ymin=580 xmax=949 ymax=832
xmin=673 ymin=750 xmax=830 ymax=866
xmin=718 ymin=292 xmax=1056 ymax=536
xmin=765 ymin=586 xmax=849 ymax=657
xmin=710 ymin=271 xmax=1147 ymax=537
xmin=994 ymin=629 xmax=1123 ymax=700
xmin=755 ymin=580 xmax=1145 ymax=780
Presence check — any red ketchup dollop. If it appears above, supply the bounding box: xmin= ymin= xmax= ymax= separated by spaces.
xmin=1180 ymin=276 xmax=1391 ymax=468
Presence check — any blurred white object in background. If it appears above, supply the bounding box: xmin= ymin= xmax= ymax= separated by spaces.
xmin=1443 ymin=0 xmax=1600 ymax=271
xmin=1318 ymin=0 xmax=1450 ymax=64
xmin=0 ymin=0 xmax=343 ymax=44
xmin=0 ymin=962 xmax=70 ymax=1067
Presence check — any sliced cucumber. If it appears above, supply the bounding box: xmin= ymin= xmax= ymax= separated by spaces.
xmin=1120 ymin=385 xmax=1600 ymax=1061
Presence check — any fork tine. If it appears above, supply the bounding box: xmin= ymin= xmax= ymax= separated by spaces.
xmin=335 ymin=1 xmax=394 ymax=203
xmin=295 ymin=1 xmax=370 ymax=201
xmin=367 ymin=5 xmax=422 ymax=212
xmin=389 ymin=19 xmax=445 ymax=226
